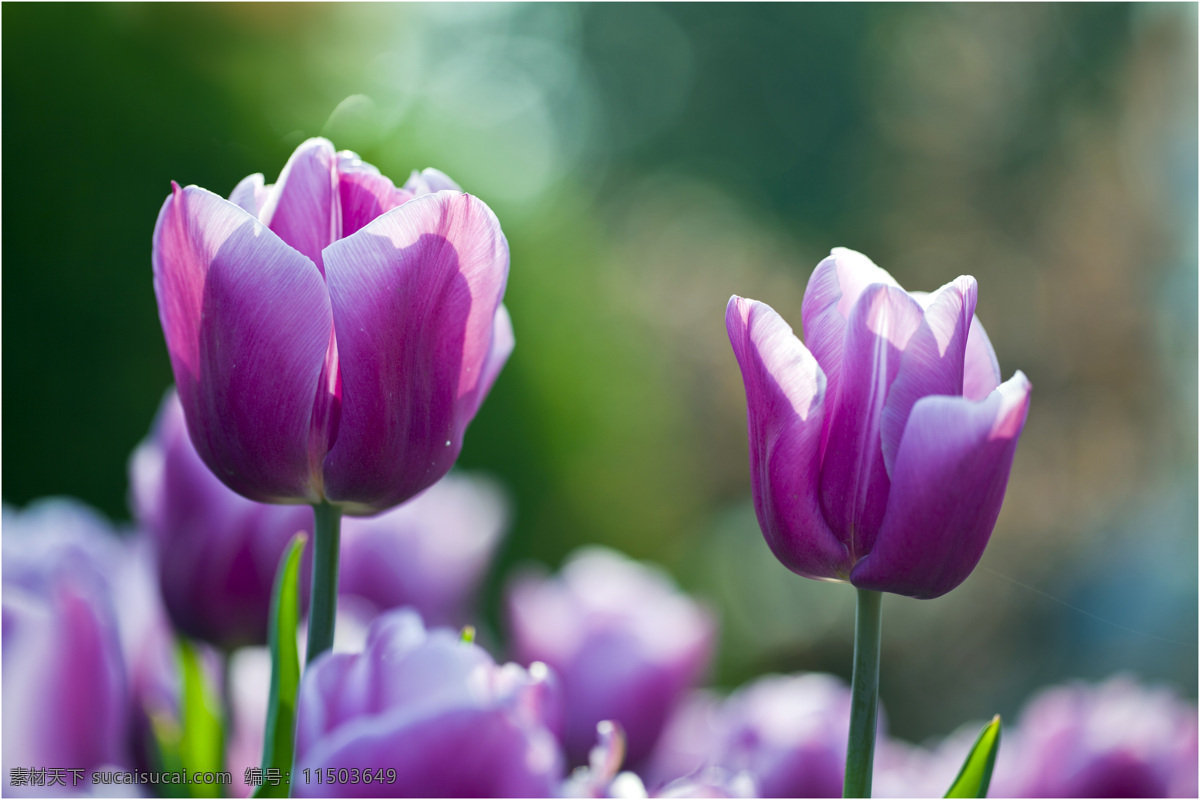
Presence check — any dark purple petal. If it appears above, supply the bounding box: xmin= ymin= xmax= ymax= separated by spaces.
xmin=152 ymin=183 xmax=332 ymax=503
xmin=261 ymin=138 xmax=341 ymax=275
xmin=321 ymin=191 xmax=510 ymax=514
xmin=963 ymin=315 xmax=1001 ymax=401
xmin=818 ymin=284 xmax=924 ymax=559
xmin=726 ymin=297 xmax=850 ymax=580
xmin=850 ymin=371 xmax=1032 ymax=598
xmin=880 ymin=276 xmax=978 ymax=476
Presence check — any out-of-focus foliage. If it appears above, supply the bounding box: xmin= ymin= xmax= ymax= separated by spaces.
xmin=3 ymin=3 xmax=1195 ymax=741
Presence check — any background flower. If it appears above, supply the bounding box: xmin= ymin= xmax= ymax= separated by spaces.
xmin=507 ymin=547 xmax=715 ymax=767
xmin=2 ymin=501 xmax=132 ymax=792
xmin=292 ymin=608 xmax=564 ymax=798
xmin=646 ymin=673 xmax=867 ymax=799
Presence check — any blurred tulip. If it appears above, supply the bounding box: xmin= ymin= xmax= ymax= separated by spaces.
xmin=132 ymin=389 xmax=509 ymax=647
xmin=152 ymin=137 xmax=513 ymax=515
xmin=338 ymin=471 xmax=508 ymax=627
xmin=563 ymin=720 xmax=756 ymax=799
xmin=647 ymin=673 xmax=873 ymax=798
xmin=506 ymin=547 xmax=715 ymax=766
xmin=131 ymin=389 xmax=310 ymax=648
xmin=2 ymin=500 xmax=131 ymax=790
xmin=990 ymin=675 xmax=1199 ymax=798
xmin=726 ymin=247 xmax=1032 ymax=599
xmin=292 ymin=608 xmax=563 ymax=797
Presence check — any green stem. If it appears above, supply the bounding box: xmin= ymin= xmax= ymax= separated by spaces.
xmin=843 ymin=588 xmax=883 ymax=798
xmin=305 ymin=501 xmax=342 ymax=664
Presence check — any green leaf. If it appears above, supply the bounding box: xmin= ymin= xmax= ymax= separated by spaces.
xmin=253 ymin=532 xmax=307 ymax=799
xmin=944 ymin=715 xmax=1002 ymax=798
xmin=147 ymin=710 xmax=187 ymax=799
xmin=178 ymin=638 xmax=224 ymax=798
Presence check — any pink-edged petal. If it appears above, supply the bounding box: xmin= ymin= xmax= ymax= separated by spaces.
xmin=818 ymin=284 xmax=924 ymax=560
xmin=336 ymin=151 xmax=415 ymax=238
xmin=322 ymin=191 xmax=510 ymax=514
xmin=850 ymin=371 xmax=1032 ymax=599
xmin=260 ymin=138 xmax=341 ymax=274
xmin=880 ymin=276 xmax=978 ymax=476
xmin=152 ymin=183 xmax=332 ymax=503
xmin=726 ymin=296 xmax=850 ymax=580
xmin=403 ymin=167 xmax=462 ymax=197
xmin=963 ymin=314 xmax=1001 ymax=401
xmin=800 ymin=248 xmax=902 ymax=457
xmin=229 ymin=172 xmax=271 ymax=218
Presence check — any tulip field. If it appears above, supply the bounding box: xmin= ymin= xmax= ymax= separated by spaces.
xmin=3 ymin=4 xmax=1196 ymax=798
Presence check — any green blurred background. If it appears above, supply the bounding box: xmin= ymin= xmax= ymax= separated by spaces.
xmin=3 ymin=3 xmax=1196 ymax=743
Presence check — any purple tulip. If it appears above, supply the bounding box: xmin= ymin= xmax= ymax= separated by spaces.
xmin=132 ymin=389 xmax=509 ymax=647
xmin=726 ymin=248 xmax=1032 ymax=599
xmin=647 ymin=674 xmax=863 ymax=799
xmin=337 ymin=471 xmax=508 ymax=627
xmin=292 ymin=608 xmax=564 ymax=797
xmin=506 ymin=547 xmax=716 ymax=767
xmin=152 ymin=138 xmax=513 ymax=515
xmin=131 ymin=389 xmax=311 ymax=648
xmin=2 ymin=500 xmax=131 ymax=789
xmin=989 ymin=676 xmax=1199 ymax=798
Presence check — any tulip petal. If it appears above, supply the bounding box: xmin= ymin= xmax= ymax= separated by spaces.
xmin=152 ymin=183 xmax=332 ymax=502
xmin=963 ymin=315 xmax=1002 ymax=401
xmin=404 ymin=167 xmax=462 ymax=197
xmin=850 ymin=371 xmax=1032 ymax=599
xmin=819 ymin=284 xmax=924 ymax=559
xmin=322 ymin=191 xmax=510 ymax=514
xmin=801 ymin=248 xmax=902 ymax=457
xmin=726 ymin=296 xmax=850 ymax=580
xmin=229 ymin=173 xmax=271 ymax=218
xmin=337 ymin=152 xmax=414 ymax=238
xmin=260 ymin=138 xmax=341 ymax=274
xmin=880 ymin=276 xmax=978 ymax=476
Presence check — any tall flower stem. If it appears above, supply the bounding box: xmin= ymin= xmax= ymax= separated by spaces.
xmin=843 ymin=588 xmax=883 ymax=798
xmin=305 ymin=501 xmax=342 ymax=664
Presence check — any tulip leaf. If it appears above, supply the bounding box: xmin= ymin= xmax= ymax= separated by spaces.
xmin=147 ymin=710 xmax=188 ymax=798
xmin=254 ymin=532 xmax=307 ymax=799
xmin=178 ymin=638 xmax=224 ymax=798
xmin=944 ymin=715 xmax=1002 ymax=798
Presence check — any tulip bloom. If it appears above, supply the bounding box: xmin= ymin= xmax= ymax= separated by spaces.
xmin=152 ymin=138 xmax=513 ymax=515
xmin=292 ymin=609 xmax=564 ymax=797
xmin=990 ymin=677 xmax=1199 ymax=798
xmin=726 ymin=248 xmax=1031 ymax=599
xmin=507 ymin=547 xmax=715 ymax=767
xmin=648 ymin=675 xmax=863 ymax=799
xmin=131 ymin=389 xmax=311 ymax=648
xmin=2 ymin=501 xmax=132 ymax=788
xmin=338 ymin=470 xmax=508 ymax=627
